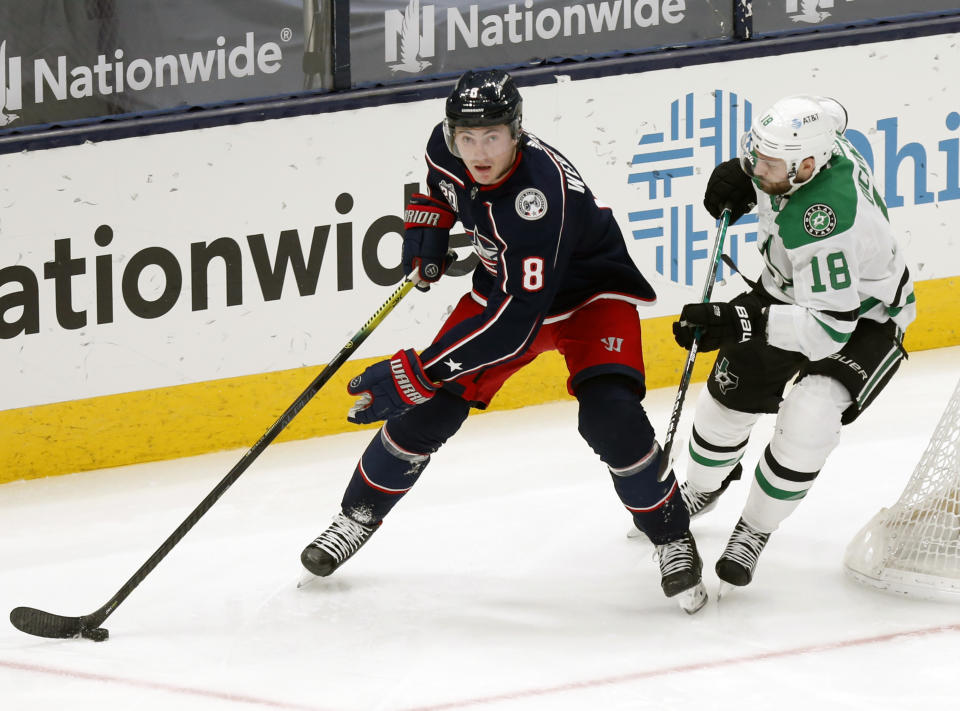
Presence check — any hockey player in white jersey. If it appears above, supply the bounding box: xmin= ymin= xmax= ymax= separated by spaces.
xmin=671 ymin=95 xmax=916 ymax=589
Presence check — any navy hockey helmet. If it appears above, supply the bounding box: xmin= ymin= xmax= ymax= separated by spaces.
xmin=444 ymin=69 xmax=522 ymax=157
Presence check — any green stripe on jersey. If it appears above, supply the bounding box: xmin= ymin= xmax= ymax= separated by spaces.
xmin=859 ymin=291 xmax=915 ymax=318
xmin=887 ymin=291 xmax=916 ymax=316
xmin=813 ymin=315 xmax=853 ymax=343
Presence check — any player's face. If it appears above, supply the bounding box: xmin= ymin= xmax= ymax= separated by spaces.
xmin=454 ymin=125 xmax=517 ymax=185
xmin=748 ymin=150 xmax=793 ymax=195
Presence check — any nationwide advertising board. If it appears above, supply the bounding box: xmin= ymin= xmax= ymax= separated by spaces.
xmin=4 ymin=1 xmax=955 ymax=135
xmin=349 ymin=0 xmax=732 ymax=86
xmin=751 ymin=0 xmax=960 ymax=35
xmin=2 ymin=32 xmax=958 ymax=477
xmin=0 ymin=0 xmax=311 ymax=134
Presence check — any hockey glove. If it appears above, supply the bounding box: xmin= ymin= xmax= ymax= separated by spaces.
xmin=672 ymin=301 xmax=766 ymax=352
xmin=347 ymin=349 xmax=438 ymax=424
xmin=703 ymin=159 xmax=757 ymax=225
xmin=402 ymin=193 xmax=457 ymax=291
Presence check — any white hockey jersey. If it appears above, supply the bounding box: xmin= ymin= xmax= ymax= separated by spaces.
xmin=756 ymin=135 xmax=916 ymax=361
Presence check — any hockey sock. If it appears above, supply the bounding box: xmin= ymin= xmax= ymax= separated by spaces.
xmin=610 ymin=445 xmax=691 ymax=544
xmin=341 ymin=425 xmax=430 ymax=525
xmin=340 ymin=390 xmax=470 ymax=524
xmin=742 ymin=375 xmax=852 ymax=532
xmin=575 ymin=375 xmax=690 ymax=543
xmin=686 ymin=389 xmax=759 ymax=492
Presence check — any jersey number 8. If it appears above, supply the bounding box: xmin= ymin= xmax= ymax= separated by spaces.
xmin=522 ymin=257 xmax=545 ymax=291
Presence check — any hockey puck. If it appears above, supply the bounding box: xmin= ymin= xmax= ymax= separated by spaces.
xmin=80 ymin=627 xmax=109 ymax=642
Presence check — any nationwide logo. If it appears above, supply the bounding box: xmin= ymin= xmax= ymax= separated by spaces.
xmin=627 ymin=90 xmax=756 ymax=286
xmin=0 ymin=32 xmax=289 ymax=127
xmin=387 ymin=0 xmax=434 ymax=74
xmin=384 ymin=0 xmax=688 ymax=74
xmin=786 ymin=0 xmax=855 ymax=24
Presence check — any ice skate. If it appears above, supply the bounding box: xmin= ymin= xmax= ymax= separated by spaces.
xmin=300 ymin=512 xmax=380 ymax=579
xmin=655 ymin=531 xmax=708 ymax=614
xmin=715 ymin=517 xmax=771 ymax=593
xmin=679 ymin=463 xmax=742 ymax=518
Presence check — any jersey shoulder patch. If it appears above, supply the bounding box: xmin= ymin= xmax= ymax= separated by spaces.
xmin=515 ymin=187 xmax=548 ymax=220
xmin=775 ymin=154 xmax=858 ymax=250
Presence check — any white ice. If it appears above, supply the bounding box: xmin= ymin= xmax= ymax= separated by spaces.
xmin=2 ymin=346 xmax=959 ymax=711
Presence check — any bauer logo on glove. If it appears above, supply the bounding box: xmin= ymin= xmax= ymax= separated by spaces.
xmin=673 ymin=300 xmax=766 ymax=352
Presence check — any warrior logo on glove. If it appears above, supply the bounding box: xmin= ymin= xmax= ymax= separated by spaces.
xmin=346 ymin=349 xmax=438 ymax=425
xmin=403 ymin=193 xmax=458 ymax=291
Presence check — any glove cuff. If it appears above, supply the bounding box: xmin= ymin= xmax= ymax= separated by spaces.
xmin=405 ymin=193 xmax=456 ymax=230
xmin=389 ymin=349 xmax=438 ymax=406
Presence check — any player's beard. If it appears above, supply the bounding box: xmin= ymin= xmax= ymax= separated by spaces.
xmin=753 ymin=175 xmax=792 ymax=195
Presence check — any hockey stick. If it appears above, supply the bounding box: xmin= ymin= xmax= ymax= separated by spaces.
xmin=10 ymin=274 xmax=421 ymax=641
xmin=656 ymin=209 xmax=732 ymax=482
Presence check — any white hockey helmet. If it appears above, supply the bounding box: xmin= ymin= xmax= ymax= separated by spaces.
xmin=739 ymin=95 xmax=846 ymax=192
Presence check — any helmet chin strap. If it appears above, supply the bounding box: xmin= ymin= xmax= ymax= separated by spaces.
xmin=783 ymin=157 xmax=823 ymax=196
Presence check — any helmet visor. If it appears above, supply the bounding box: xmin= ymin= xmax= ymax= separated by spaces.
xmin=739 ymin=130 xmax=787 ymax=179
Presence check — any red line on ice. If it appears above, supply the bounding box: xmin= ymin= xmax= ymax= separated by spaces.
xmin=397 ymin=622 xmax=960 ymax=711
xmin=0 ymin=657 xmax=329 ymax=710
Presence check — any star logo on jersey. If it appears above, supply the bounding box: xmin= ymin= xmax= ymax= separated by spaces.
xmin=515 ymin=188 xmax=547 ymax=221
xmin=803 ymin=203 xmax=837 ymax=237
xmin=443 ymin=358 xmax=463 ymax=373
xmin=713 ymin=357 xmax=740 ymax=394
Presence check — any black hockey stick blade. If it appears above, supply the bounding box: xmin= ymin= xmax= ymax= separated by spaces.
xmin=9 ymin=273 xmax=421 ymax=641
xmin=10 ymin=606 xmax=109 ymax=641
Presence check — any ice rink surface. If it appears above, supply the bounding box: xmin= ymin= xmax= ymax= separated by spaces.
xmin=2 ymin=346 xmax=959 ymax=711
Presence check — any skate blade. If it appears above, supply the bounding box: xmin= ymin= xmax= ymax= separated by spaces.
xmin=717 ymin=581 xmax=736 ymax=601
xmin=296 ymin=569 xmax=319 ymax=589
xmin=626 ymin=525 xmax=646 ymax=540
xmin=676 ymin=581 xmax=708 ymax=614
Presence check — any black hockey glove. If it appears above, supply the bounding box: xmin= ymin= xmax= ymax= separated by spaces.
xmin=703 ymin=159 xmax=756 ymax=225
xmin=347 ymin=349 xmax=438 ymax=424
xmin=402 ymin=193 xmax=457 ymax=291
xmin=672 ymin=301 xmax=766 ymax=352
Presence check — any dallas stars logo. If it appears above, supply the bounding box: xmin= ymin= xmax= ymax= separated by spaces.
xmin=803 ymin=203 xmax=837 ymax=237
xmin=713 ymin=357 xmax=740 ymax=394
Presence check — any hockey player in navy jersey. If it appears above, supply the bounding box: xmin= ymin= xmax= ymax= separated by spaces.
xmin=301 ymin=69 xmax=707 ymax=612
xmin=672 ymin=95 xmax=915 ymax=591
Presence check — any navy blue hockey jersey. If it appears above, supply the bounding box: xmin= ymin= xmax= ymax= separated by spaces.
xmin=418 ymin=123 xmax=656 ymax=383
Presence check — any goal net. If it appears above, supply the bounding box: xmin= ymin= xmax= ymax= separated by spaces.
xmin=844 ymin=377 xmax=960 ymax=601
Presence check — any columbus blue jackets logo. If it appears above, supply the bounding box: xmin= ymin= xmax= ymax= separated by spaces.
xmin=803 ymin=203 xmax=837 ymax=237
xmin=515 ymin=188 xmax=547 ymax=221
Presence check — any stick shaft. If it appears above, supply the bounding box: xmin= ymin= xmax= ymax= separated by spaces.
xmin=657 ymin=210 xmax=731 ymax=481
xmin=11 ymin=278 xmax=416 ymax=637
